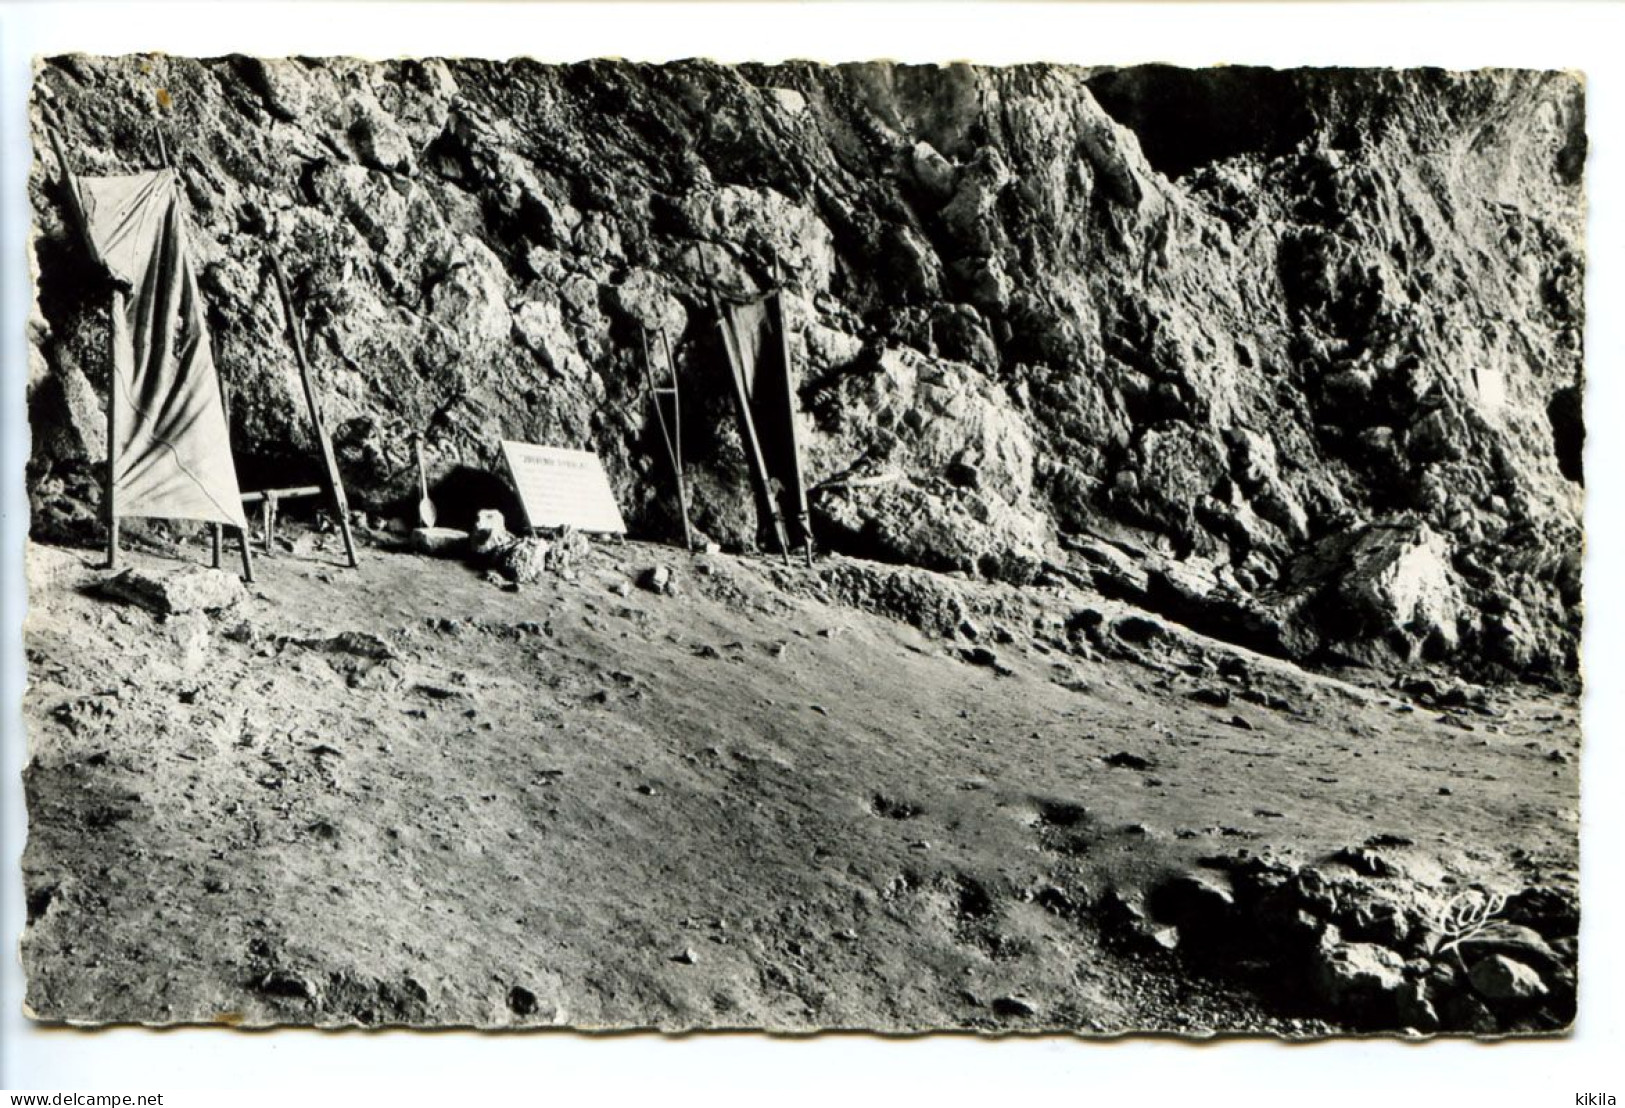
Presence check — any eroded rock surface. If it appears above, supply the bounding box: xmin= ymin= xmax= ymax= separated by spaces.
xmin=28 ymin=60 xmax=1584 ymax=677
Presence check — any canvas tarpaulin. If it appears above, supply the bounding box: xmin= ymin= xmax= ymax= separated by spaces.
xmin=716 ymin=293 xmax=811 ymax=551
xmin=72 ymin=169 xmax=247 ymax=530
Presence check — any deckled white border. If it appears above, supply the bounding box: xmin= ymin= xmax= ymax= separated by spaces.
xmin=2 ymin=2 xmax=1621 ymax=1101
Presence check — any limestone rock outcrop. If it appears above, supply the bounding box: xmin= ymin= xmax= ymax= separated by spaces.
xmin=28 ymin=59 xmax=1585 ymax=677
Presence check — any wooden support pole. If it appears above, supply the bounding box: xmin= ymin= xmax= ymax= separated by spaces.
xmin=211 ymin=523 xmax=223 ymax=569
xmin=241 ymin=485 xmax=322 ymax=505
xmin=662 ymin=330 xmax=695 ymax=554
xmin=106 ymin=288 xmax=124 ymax=570
xmin=267 ymin=252 xmax=359 ymax=568
xmin=774 ymin=290 xmax=814 ymax=569
xmin=238 ymin=525 xmax=255 ymax=583
xmin=261 ymin=497 xmax=274 ymax=555
xmin=46 ymin=128 xmax=89 ymax=236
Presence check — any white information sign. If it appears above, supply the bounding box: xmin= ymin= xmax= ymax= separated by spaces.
xmin=500 ymin=440 xmax=627 ymax=535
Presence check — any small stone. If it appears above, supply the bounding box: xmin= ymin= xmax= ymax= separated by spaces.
xmin=961 ymin=646 xmax=998 ymax=667
xmin=1141 ymin=923 xmax=1181 ymax=951
xmin=1397 ymin=979 xmax=1440 ymax=1032
xmin=1112 ymin=615 xmax=1166 ymax=645
xmin=991 ymin=995 xmax=1037 ymax=1018
xmin=672 ymin=947 xmax=698 ymax=965
xmin=639 ymin=564 xmax=676 ymax=595
xmin=507 ymin=985 xmax=539 ymax=1016
xmin=1103 ymin=751 xmax=1154 ymax=770
xmin=1190 ymin=687 xmax=1231 ymax=708
xmin=471 ymin=510 xmax=514 ymax=557
xmin=1228 ymin=715 xmax=1255 ymax=731
xmin=1335 ymin=846 xmax=1398 ymax=878
xmin=834 ymin=928 xmax=858 ymax=942
xmin=257 ymin=969 xmax=314 ymax=1001
xmin=315 ymin=630 xmax=397 ymax=660
xmin=1147 ymin=872 xmax=1235 ymax=928
xmin=1468 ymin=954 xmax=1549 ymax=1000
xmin=1441 ymin=992 xmax=1500 ymax=1034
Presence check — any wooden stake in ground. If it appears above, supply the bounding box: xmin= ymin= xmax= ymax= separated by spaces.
xmin=267 ymin=252 xmax=360 ymax=568
xmin=216 ymin=381 xmax=255 ymax=582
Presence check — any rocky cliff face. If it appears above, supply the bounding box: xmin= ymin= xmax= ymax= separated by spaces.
xmin=27 ymin=58 xmax=1585 ymax=679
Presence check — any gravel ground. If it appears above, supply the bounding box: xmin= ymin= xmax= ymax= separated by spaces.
xmin=20 ymin=526 xmax=1580 ymax=1034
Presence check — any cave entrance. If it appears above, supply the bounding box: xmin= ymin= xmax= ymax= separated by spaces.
xmin=1547 ymin=384 xmax=1584 ymax=485
xmin=1084 ymin=65 xmax=1316 ymax=181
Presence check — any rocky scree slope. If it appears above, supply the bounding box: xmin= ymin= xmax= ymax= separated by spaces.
xmin=27 ymin=59 xmax=1585 ymax=678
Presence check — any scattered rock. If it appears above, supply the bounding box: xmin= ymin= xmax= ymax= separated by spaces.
xmin=471 ymin=510 xmax=514 ymax=557
xmin=871 ymin=794 xmax=922 ymax=820
xmin=1469 ymin=954 xmax=1548 ymax=1001
xmin=1334 ymin=847 xmax=1399 ymax=878
xmin=1147 ymin=872 xmax=1236 ymax=933
xmin=96 ymin=566 xmax=245 ymax=616
xmin=991 ymin=995 xmax=1037 ymax=1018
xmin=640 ymin=565 xmax=677 ymax=595
xmin=257 ymin=969 xmax=315 ymax=1002
xmin=672 ymin=947 xmax=699 ymax=965
xmin=1102 ymin=751 xmax=1154 ymax=771
xmin=1454 ymin=921 xmax=1564 ymax=974
xmin=1397 ymin=979 xmax=1440 ymax=1032
xmin=1310 ymin=936 xmax=1406 ymax=1014
xmin=960 ymin=646 xmax=999 ymax=668
xmin=1112 ymin=616 xmax=1166 ymax=646
xmin=301 ymin=630 xmax=397 ymax=662
xmin=1134 ymin=923 xmax=1181 ymax=952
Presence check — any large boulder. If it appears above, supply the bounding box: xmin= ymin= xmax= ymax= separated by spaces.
xmin=807 ymin=346 xmax=1048 ymax=578
xmin=1269 ymin=518 xmax=1466 ymax=663
xmin=96 ymin=566 xmax=246 ymax=617
xmin=1309 ymin=932 xmax=1407 ymax=1018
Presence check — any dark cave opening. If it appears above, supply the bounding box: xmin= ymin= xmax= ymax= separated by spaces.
xmin=1084 ymin=65 xmax=1317 ymax=181
xmin=1547 ymin=384 xmax=1585 ymax=485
